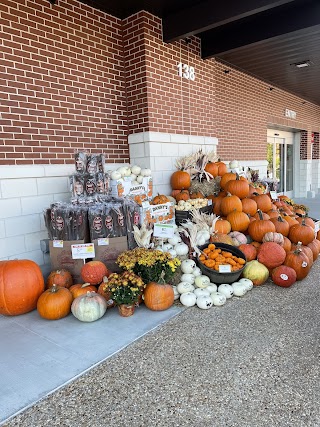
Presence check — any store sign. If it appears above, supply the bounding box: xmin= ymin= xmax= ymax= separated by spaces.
xmin=285 ymin=109 xmax=296 ymax=119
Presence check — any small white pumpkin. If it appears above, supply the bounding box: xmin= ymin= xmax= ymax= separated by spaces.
xmin=168 ymin=249 xmax=177 ymax=258
xmin=218 ymin=283 xmax=234 ymax=299
xmin=196 ymin=295 xmax=213 ymax=309
xmin=162 ymin=243 xmax=173 ymax=251
xmin=194 ymin=288 xmax=210 ymax=297
xmin=131 ymin=165 xmax=141 ymax=176
xmin=130 ymin=174 xmax=137 ymax=181
xmin=195 ymin=230 xmax=210 ymax=246
xmin=174 ymin=243 xmax=189 ymax=256
xmin=229 ymin=160 xmax=239 ymax=170
xmin=117 ymin=166 xmax=128 ymax=177
xmin=239 ymin=278 xmax=254 ymax=291
xmin=232 ymin=282 xmax=247 ymax=297
xmin=111 ymin=170 xmax=122 ymax=180
xmin=168 ymin=235 xmax=181 ymax=246
xmin=141 ymin=168 xmax=152 ymax=177
xmin=211 ymin=292 xmax=227 ymax=306
xmin=180 ymin=292 xmax=197 ymax=307
xmin=181 ymin=259 xmax=196 ymax=274
xmin=194 ymin=275 xmax=210 ymax=288
xmin=206 ymin=283 xmax=218 ymax=293
xmin=192 ymin=267 xmax=202 ymax=277
xmin=180 ymin=273 xmax=195 ymax=284
xmin=136 ymin=175 xmax=144 ymax=184
xmin=172 ymin=286 xmax=180 ymax=300
xmin=177 ymin=281 xmax=195 ymax=294
xmin=155 ymin=246 xmax=164 ymax=252
xmin=123 ymin=167 xmax=131 ymax=177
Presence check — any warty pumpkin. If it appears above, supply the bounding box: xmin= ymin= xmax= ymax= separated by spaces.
xmin=47 ymin=269 xmax=73 ymax=289
xmin=81 ymin=261 xmax=110 ymax=285
xmin=0 ymin=259 xmax=45 ymax=316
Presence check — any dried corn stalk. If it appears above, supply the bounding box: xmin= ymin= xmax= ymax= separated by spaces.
xmin=133 ymin=223 xmax=153 ymax=248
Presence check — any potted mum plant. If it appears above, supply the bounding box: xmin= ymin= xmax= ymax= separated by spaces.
xmin=102 ymin=271 xmax=145 ymax=317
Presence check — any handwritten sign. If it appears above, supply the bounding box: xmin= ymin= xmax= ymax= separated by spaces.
xmin=71 ymin=243 xmax=95 ymax=259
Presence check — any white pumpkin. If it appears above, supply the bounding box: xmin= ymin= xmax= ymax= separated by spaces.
xmin=177 ymin=281 xmax=195 ymax=294
xmin=155 ymin=246 xmax=163 ymax=252
xmin=192 ymin=267 xmax=202 ymax=277
xmin=136 ymin=175 xmax=144 ymax=184
xmin=206 ymin=283 xmax=218 ymax=293
xmin=196 ymin=295 xmax=213 ymax=309
xmin=162 ymin=243 xmax=173 ymax=251
xmin=239 ymin=278 xmax=254 ymax=291
xmin=211 ymin=292 xmax=227 ymax=306
xmin=180 ymin=273 xmax=195 ymax=285
xmin=232 ymin=282 xmax=247 ymax=297
xmin=168 ymin=235 xmax=181 ymax=246
xmin=71 ymin=292 xmax=107 ymax=322
xmin=123 ymin=167 xmax=131 ymax=177
xmin=131 ymin=165 xmax=141 ymax=176
xmin=218 ymin=283 xmax=234 ymax=299
xmin=130 ymin=174 xmax=137 ymax=181
xmin=229 ymin=160 xmax=239 ymax=170
xmin=180 ymin=292 xmax=197 ymax=307
xmin=194 ymin=288 xmax=210 ymax=297
xmin=174 ymin=243 xmax=189 ymax=256
xmin=117 ymin=166 xmax=128 ymax=177
xmin=194 ymin=275 xmax=210 ymax=288
xmin=111 ymin=170 xmax=122 ymax=180
xmin=141 ymin=168 xmax=152 ymax=177
xmin=181 ymin=259 xmax=196 ymax=274
xmin=168 ymin=249 xmax=177 ymax=258
xmin=172 ymin=286 xmax=180 ymax=300
xmin=195 ymin=230 xmax=210 ymax=246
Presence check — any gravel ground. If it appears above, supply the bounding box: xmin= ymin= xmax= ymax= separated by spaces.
xmin=3 ymin=260 xmax=320 ymax=427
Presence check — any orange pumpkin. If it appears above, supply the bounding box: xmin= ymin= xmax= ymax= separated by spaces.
xmin=214 ymin=218 xmax=231 ymax=234
xmin=175 ymin=189 xmax=190 ymax=202
xmin=37 ymin=284 xmax=73 ymax=320
xmin=270 ymin=216 xmax=290 ymax=236
xmin=284 ymin=246 xmax=311 ymax=281
xmin=152 ymin=194 xmax=170 ymax=205
xmin=190 ymin=191 xmax=204 ymax=199
xmin=251 ymin=194 xmax=272 ymax=213
xmin=224 ymin=175 xmax=249 ymax=199
xmin=81 ymin=261 xmax=110 ymax=285
xmin=248 ymin=210 xmax=276 ymax=242
xmin=204 ymin=161 xmax=218 ymax=178
xmin=241 ymin=198 xmax=258 ymax=216
xmin=220 ymin=172 xmax=236 ymax=190
xmin=296 ymin=216 xmax=315 ymax=229
xmin=69 ymin=283 xmax=97 ymax=299
xmin=215 ymin=161 xmax=228 ymax=176
xmin=0 ymin=259 xmax=45 ymax=316
xmin=307 ymin=239 xmax=320 ymax=261
xmin=238 ymin=244 xmax=257 ymax=261
xmin=170 ymin=170 xmax=191 ymax=190
xmin=220 ymin=193 xmax=242 ymax=217
xmin=47 ymin=269 xmax=73 ymax=289
xmin=143 ymin=281 xmax=174 ymax=311
xmin=226 ymin=210 xmax=250 ymax=232
xmin=281 ymin=236 xmax=292 ymax=252
xmin=288 ymin=220 xmax=315 ymax=246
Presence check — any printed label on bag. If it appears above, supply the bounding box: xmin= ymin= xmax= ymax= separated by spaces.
xmin=53 ymin=240 xmax=63 ymax=248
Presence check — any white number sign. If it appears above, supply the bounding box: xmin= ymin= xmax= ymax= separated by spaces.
xmin=177 ymin=63 xmax=195 ymax=81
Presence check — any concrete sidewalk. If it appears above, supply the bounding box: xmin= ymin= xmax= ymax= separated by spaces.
xmin=293 ymin=194 xmax=320 ymax=220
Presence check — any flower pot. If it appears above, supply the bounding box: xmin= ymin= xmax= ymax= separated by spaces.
xmin=118 ymin=304 xmax=135 ymax=317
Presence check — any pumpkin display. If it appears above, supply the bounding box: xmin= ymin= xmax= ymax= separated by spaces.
xmin=152 ymin=194 xmax=170 ymax=205
xmin=248 ymin=210 xmax=276 ymax=242
xmin=284 ymin=246 xmax=311 ymax=281
xmin=251 ymin=194 xmax=272 ymax=213
xmin=0 ymin=259 xmax=45 ymax=316
xmin=71 ymin=291 xmax=107 ymax=322
xmin=241 ymin=198 xmax=258 ymax=216
xmin=227 ymin=210 xmax=250 ymax=232
xmin=47 ymin=269 xmax=73 ymax=289
xmin=257 ymin=242 xmax=286 ymax=269
xmin=220 ymin=193 xmax=242 ymax=216
xmin=220 ymin=172 xmax=236 ymax=190
xmin=271 ymin=266 xmax=297 ymax=288
xmin=170 ymin=170 xmax=191 ymax=190
xmin=69 ymin=283 xmax=97 ymax=299
xmin=238 ymin=244 xmax=257 ymax=261
xmin=37 ymin=285 xmax=73 ymax=320
xmin=143 ymin=281 xmax=174 ymax=311
xmin=262 ymin=232 xmax=284 ymax=245
xmin=242 ymin=260 xmax=269 ymax=286
xmin=81 ymin=261 xmax=110 ymax=285
xmin=270 ymin=216 xmax=290 ymax=236
xmin=224 ymin=175 xmax=249 ymax=199
xmin=288 ymin=220 xmax=315 ymax=246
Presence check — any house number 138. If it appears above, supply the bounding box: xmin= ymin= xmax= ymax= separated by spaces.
xmin=177 ymin=63 xmax=195 ymax=81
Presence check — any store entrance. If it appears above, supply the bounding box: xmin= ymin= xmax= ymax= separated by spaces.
xmin=267 ymin=130 xmax=294 ymax=198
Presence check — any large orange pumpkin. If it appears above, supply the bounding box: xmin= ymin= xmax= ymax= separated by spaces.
xmin=215 ymin=161 xmax=228 ymax=176
xmin=143 ymin=281 xmax=174 ymax=311
xmin=214 ymin=218 xmax=231 ymax=234
xmin=220 ymin=172 xmax=236 ymax=190
xmin=0 ymin=259 xmax=45 ymax=316
xmin=241 ymin=198 xmax=258 ymax=216
xmin=170 ymin=170 xmax=191 ymax=190
xmin=251 ymin=194 xmax=272 ymax=213
xmin=284 ymin=247 xmax=311 ymax=281
xmin=248 ymin=210 xmax=276 ymax=242
xmin=37 ymin=284 xmax=73 ymax=320
xmin=270 ymin=216 xmax=290 ymax=236
xmin=226 ymin=210 xmax=250 ymax=232
xmin=220 ymin=193 xmax=242 ymax=217
xmin=288 ymin=220 xmax=315 ymax=246
xmin=47 ymin=269 xmax=73 ymax=289
xmin=224 ymin=175 xmax=249 ymax=199
xmin=81 ymin=261 xmax=110 ymax=285
xmin=204 ymin=161 xmax=218 ymax=178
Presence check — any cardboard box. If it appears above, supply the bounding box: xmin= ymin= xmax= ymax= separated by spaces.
xmin=49 ymin=240 xmax=88 ymax=283
xmin=110 ymin=177 xmax=153 ymax=199
xmin=92 ymin=236 xmax=128 ymax=272
xmin=139 ymin=202 xmax=175 ymax=225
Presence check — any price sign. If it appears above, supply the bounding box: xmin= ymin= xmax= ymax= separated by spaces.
xmin=153 ymin=223 xmax=175 ymax=239
xmin=53 ymin=240 xmax=64 ymax=248
xmin=98 ymin=238 xmax=109 ymax=246
xmin=71 ymin=243 xmax=95 ymax=259
xmin=219 ymin=265 xmax=231 ymax=273
xmin=269 ymin=191 xmax=278 ymax=200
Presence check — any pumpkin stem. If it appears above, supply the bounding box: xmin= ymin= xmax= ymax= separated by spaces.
xmin=257 ymin=209 xmax=264 ymax=220
xmin=50 ymin=284 xmax=59 ymax=293
xmin=82 ymin=283 xmax=92 ymax=288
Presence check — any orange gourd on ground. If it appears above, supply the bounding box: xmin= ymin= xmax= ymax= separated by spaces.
xmin=0 ymin=259 xmax=45 ymax=316
xmin=37 ymin=285 xmax=73 ymax=320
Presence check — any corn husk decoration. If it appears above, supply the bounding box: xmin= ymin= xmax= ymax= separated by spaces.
xmin=133 ymin=223 xmax=153 ymax=248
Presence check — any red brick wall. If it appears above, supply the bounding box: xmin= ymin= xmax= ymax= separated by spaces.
xmin=312 ymin=132 xmax=319 ymax=160
xmin=0 ymin=0 xmax=128 ymax=165
xmin=300 ymin=131 xmax=308 ymax=160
